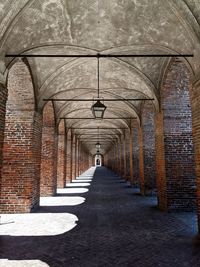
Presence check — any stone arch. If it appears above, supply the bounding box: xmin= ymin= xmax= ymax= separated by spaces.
xmin=155 ymin=57 xmax=196 ymax=211
xmin=0 ymin=60 xmax=42 ymax=213
xmin=40 ymin=101 xmax=58 ymax=196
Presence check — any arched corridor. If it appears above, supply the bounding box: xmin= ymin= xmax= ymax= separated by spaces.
xmin=0 ymin=167 xmax=199 ymax=267
xmin=1 ymin=0 xmax=200 ymax=266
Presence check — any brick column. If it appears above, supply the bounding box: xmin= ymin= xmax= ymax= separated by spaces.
xmin=116 ymin=142 xmax=120 ymax=175
xmin=66 ymin=129 xmax=71 ymax=183
xmin=40 ymin=106 xmax=58 ymax=196
xmin=138 ymin=126 xmax=145 ymax=195
xmin=57 ymin=121 xmax=66 ymax=189
xmin=141 ymin=102 xmax=156 ymax=195
xmin=191 ymin=79 xmax=200 ymax=231
xmin=1 ymin=62 xmax=43 ymax=212
xmin=123 ymin=135 xmax=127 ymax=179
xmin=77 ymin=140 xmax=80 ymax=176
xmin=70 ymin=132 xmax=73 ymax=182
xmin=72 ymin=136 xmax=76 ymax=179
xmin=133 ymin=122 xmax=140 ymax=187
xmin=75 ymin=137 xmax=78 ymax=179
xmin=119 ymin=139 xmax=123 ymax=176
xmin=0 ymin=83 xmax=7 ymax=191
xmin=155 ymin=111 xmax=167 ymax=210
xmin=129 ymin=125 xmax=134 ymax=185
xmin=155 ymin=58 xmax=196 ymax=212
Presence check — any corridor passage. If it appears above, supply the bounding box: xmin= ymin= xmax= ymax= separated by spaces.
xmin=0 ymin=167 xmax=200 ymax=267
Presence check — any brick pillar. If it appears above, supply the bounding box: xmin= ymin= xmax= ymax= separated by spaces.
xmin=70 ymin=132 xmax=73 ymax=182
xmin=112 ymin=146 xmax=116 ymax=171
xmin=125 ymin=129 xmax=130 ymax=181
xmin=77 ymin=140 xmax=80 ymax=176
xmin=66 ymin=129 xmax=72 ymax=183
xmin=1 ymin=62 xmax=42 ymax=213
xmin=141 ymin=102 xmax=156 ymax=195
xmin=138 ymin=126 xmax=145 ymax=195
xmin=40 ymin=102 xmax=58 ymax=197
xmin=155 ymin=112 xmax=167 ymax=210
xmin=75 ymin=137 xmax=78 ymax=179
xmin=155 ymin=58 xmax=196 ymax=211
xmin=72 ymin=136 xmax=76 ymax=179
xmin=129 ymin=125 xmax=134 ymax=185
xmin=191 ymin=79 xmax=200 ymax=231
xmin=0 ymin=83 xmax=7 ymax=197
xmin=116 ymin=142 xmax=120 ymax=175
xmin=80 ymin=143 xmax=83 ymax=175
xmin=57 ymin=120 xmax=66 ymax=189
xmin=119 ymin=140 xmax=123 ymax=176
xmin=133 ymin=122 xmax=140 ymax=187
xmin=123 ymin=135 xmax=126 ymax=178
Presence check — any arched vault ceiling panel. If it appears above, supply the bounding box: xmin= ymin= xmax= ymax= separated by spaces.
xmin=54 ymin=90 xmax=142 ymax=118
xmin=68 ymin=119 xmax=128 ymax=130
xmin=0 ymin=0 xmax=30 ymax=40
xmin=18 ymin=46 xmax=97 ymax=88
xmin=57 ymin=100 xmax=138 ymax=121
xmin=182 ymin=0 xmax=200 ymax=32
xmin=1 ymin=0 xmax=195 ymax=54
xmin=38 ymin=58 xmax=156 ymax=108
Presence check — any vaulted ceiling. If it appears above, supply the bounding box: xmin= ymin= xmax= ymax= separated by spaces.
xmin=0 ymin=0 xmax=200 ymax=155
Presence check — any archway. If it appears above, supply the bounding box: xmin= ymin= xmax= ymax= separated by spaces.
xmin=0 ymin=60 xmax=41 ymax=213
xmin=155 ymin=58 xmax=196 ymax=211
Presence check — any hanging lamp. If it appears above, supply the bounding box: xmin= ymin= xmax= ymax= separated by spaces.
xmin=91 ymin=56 xmax=107 ymax=119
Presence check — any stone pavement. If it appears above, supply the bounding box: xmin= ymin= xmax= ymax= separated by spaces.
xmin=0 ymin=167 xmax=200 ymax=267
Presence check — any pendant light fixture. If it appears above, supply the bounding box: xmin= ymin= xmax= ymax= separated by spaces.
xmin=91 ymin=56 xmax=107 ymax=119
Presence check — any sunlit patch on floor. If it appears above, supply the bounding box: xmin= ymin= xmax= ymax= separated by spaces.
xmin=66 ymin=183 xmax=90 ymax=187
xmin=76 ymin=178 xmax=93 ymax=181
xmin=0 ymin=260 xmax=50 ymax=267
xmin=72 ymin=179 xmax=92 ymax=183
xmin=57 ymin=188 xmax=89 ymax=194
xmin=40 ymin=196 xmax=85 ymax=206
xmin=0 ymin=213 xmax=78 ymax=236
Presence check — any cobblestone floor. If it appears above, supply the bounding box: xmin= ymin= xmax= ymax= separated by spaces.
xmin=0 ymin=167 xmax=200 ymax=267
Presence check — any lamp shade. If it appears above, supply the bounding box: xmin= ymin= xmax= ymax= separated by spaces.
xmin=91 ymin=99 xmax=106 ymax=119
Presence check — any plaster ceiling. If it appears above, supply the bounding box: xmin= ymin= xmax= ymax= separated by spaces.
xmin=0 ymin=0 xmax=200 ymax=155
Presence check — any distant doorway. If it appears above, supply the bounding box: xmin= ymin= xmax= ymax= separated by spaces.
xmin=95 ymin=155 xmax=102 ymax=166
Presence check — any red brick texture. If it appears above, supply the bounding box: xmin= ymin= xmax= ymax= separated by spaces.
xmin=156 ymin=58 xmax=196 ymax=212
xmin=141 ymin=102 xmax=157 ymax=195
xmin=0 ymin=61 xmax=42 ymax=213
xmin=40 ymin=101 xmax=58 ymax=197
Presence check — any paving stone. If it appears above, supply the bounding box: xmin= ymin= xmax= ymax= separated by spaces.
xmin=0 ymin=167 xmax=200 ymax=267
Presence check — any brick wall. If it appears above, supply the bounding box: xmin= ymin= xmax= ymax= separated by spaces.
xmin=0 ymin=61 xmax=41 ymax=213
xmin=40 ymin=101 xmax=58 ymax=197
xmin=141 ymin=102 xmax=157 ymax=195
xmin=156 ymin=58 xmax=196 ymax=211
